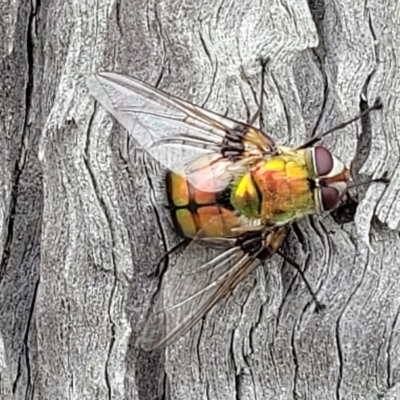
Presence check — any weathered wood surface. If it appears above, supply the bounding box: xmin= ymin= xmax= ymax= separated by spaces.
xmin=1 ymin=0 xmax=400 ymax=399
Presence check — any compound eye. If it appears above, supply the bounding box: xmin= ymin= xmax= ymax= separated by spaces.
xmin=321 ymin=186 xmax=339 ymax=211
xmin=315 ymin=146 xmax=334 ymax=176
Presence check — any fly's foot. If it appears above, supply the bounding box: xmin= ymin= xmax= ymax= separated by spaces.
xmin=258 ymin=56 xmax=271 ymax=70
xmin=314 ymin=300 xmax=326 ymax=314
xmin=373 ymin=97 xmax=383 ymax=110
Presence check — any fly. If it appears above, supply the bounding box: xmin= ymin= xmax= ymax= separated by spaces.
xmin=87 ymin=66 xmax=384 ymax=350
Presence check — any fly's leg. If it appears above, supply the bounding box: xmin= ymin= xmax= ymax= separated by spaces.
xmin=149 ymin=238 xmax=191 ymax=278
xmin=235 ymin=230 xmax=270 ymax=256
xmin=276 ymin=249 xmax=325 ymax=312
xmin=223 ymin=57 xmax=277 ymax=160
xmin=297 ymin=97 xmax=383 ymax=149
xmin=249 ymin=57 xmax=270 ymax=127
xmin=236 ymin=231 xmax=324 ymax=312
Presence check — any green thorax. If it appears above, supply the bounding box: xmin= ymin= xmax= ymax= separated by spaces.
xmin=230 ymin=153 xmax=316 ymax=225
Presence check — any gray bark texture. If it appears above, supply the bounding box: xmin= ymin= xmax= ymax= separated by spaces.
xmin=1 ymin=0 xmax=400 ymax=399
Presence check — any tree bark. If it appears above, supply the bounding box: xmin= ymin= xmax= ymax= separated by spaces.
xmin=1 ymin=0 xmax=400 ymax=399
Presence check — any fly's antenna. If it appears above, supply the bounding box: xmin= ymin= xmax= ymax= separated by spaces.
xmin=346 ymin=176 xmax=390 ymax=190
xmin=297 ymin=98 xmax=383 ymax=149
xmin=276 ymin=250 xmax=325 ymax=312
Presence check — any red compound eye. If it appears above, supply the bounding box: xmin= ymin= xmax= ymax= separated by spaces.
xmin=314 ymin=146 xmax=334 ymax=176
xmin=321 ymin=186 xmax=339 ymax=211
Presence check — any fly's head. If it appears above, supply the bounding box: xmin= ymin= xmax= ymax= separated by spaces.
xmin=307 ymin=145 xmax=350 ymax=213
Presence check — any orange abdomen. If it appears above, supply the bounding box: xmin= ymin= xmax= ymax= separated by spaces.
xmin=166 ymin=170 xmax=239 ymax=239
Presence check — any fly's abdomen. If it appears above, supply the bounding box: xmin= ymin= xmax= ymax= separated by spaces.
xmin=166 ymin=171 xmax=239 ymax=239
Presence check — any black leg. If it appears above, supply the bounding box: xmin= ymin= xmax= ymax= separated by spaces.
xmin=149 ymin=239 xmax=191 ymax=278
xmin=236 ymin=231 xmax=265 ymax=256
xmin=276 ymin=250 xmax=325 ymax=312
xmin=237 ymin=231 xmax=324 ymax=311
xmin=249 ymin=58 xmax=270 ymax=127
xmin=297 ymin=98 xmax=383 ymax=149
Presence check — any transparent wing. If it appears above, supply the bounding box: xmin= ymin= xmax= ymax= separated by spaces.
xmin=139 ymin=227 xmax=288 ymax=351
xmin=86 ymin=72 xmax=277 ymax=174
xmin=140 ymin=245 xmax=259 ymax=351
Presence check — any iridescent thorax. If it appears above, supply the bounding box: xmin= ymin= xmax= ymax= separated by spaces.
xmin=231 ymin=152 xmax=315 ymax=224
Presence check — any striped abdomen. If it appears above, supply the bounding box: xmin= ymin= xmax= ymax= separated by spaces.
xmin=166 ymin=166 xmax=240 ymax=239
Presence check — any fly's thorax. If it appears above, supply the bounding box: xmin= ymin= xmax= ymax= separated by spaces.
xmin=230 ymin=152 xmax=315 ymax=224
xmin=230 ymin=146 xmax=350 ymax=225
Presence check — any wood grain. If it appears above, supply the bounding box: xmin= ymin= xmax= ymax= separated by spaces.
xmin=1 ymin=0 xmax=400 ymax=399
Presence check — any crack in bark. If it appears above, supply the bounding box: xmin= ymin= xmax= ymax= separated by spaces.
xmin=215 ymin=0 xmax=226 ymax=25
xmin=115 ymin=0 xmax=122 ymax=35
xmin=335 ymin=307 xmax=344 ymax=400
xmin=376 ymin=323 xmax=387 ymax=394
xmin=153 ymin=1 xmax=169 ymax=88
xmin=238 ymin=68 xmax=259 ymax=125
xmin=352 ymin=72 xmax=380 ymax=179
xmin=335 ymin=248 xmax=369 ymax=399
xmin=234 ymin=372 xmax=241 ymax=400
xmin=66 ymin=291 xmax=73 ymax=399
xmin=387 ymin=306 xmax=400 ymax=389
xmin=14 ymin=278 xmax=39 ymax=398
xmin=198 ymin=29 xmax=218 ymax=109
xmin=145 ymin=0 xmax=151 ymax=33
xmin=307 ymin=0 xmax=329 ymax=144
xmin=275 ymin=267 xmax=292 ymax=331
xmin=85 ymin=112 xmax=116 ymax=400
xmin=307 ymin=0 xmax=326 ymax=57
xmin=319 ymin=222 xmax=332 ymax=284
xmin=291 ymin=317 xmax=300 ymax=400
xmin=235 ymin=285 xmax=252 ymax=372
xmin=7 ymin=0 xmax=40 ymax=395
xmin=0 ymin=2 xmax=34 ymax=283
xmin=271 ymin=72 xmax=292 ymax=144
xmin=248 ymin=302 xmax=264 ymax=355
xmin=367 ymin=7 xmax=379 ymax=63
xmin=268 ymin=339 xmax=280 ymax=387
xmin=205 ymin=379 xmax=210 ymax=400
xmin=158 ymin=369 xmax=168 ymax=400
xmin=139 ymin=164 xmax=171 ymax=399
xmin=195 ymin=319 xmax=204 ymax=378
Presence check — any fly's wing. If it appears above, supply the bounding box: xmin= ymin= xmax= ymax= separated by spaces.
xmin=139 ymin=227 xmax=288 ymax=351
xmin=87 ymin=72 xmax=277 ymax=177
